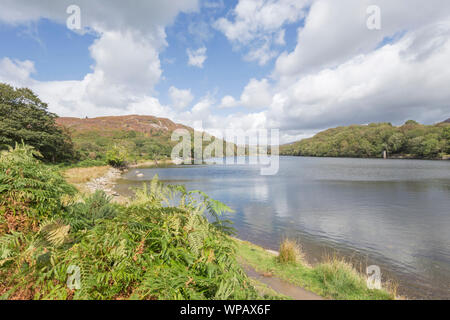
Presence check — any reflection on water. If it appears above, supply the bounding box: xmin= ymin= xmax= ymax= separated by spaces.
xmin=115 ymin=157 xmax=450 ymax=299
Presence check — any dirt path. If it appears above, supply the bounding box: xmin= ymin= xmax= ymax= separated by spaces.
xmin=241 ymin=263 xmax=324 ymax=300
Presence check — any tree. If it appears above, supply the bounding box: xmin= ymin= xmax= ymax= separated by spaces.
xmin=0 ymin=83 xmax=77 ymax=162
xmin=280 ymin=121 xmax=448 ymax=159
xmin=443 ymin=127 xmax=450 ymax=154
xmin=387 ymin=133 xmax=406 ymax=153
xmin=106 ymin=145 xmax=128 ymax=168
xmin=405 ymin=120 xmax=419 ymax=126
xmin=421 ymin=136 xmax=440 ymax=158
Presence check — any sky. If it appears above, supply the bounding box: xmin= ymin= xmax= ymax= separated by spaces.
xmin=0 ymin=0 xmax=449 ymax=143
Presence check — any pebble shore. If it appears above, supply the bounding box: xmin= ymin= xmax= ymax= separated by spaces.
xmin=85 ymin=167 xmax=123 ymax=197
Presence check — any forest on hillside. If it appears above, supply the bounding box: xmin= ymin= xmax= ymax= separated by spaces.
xmin=280 ymin=121 xmax=450 ymax=159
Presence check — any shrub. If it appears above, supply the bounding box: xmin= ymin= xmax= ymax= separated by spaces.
xmin=0 ymin=143 xmax=76 ymax=234
xmin=277 ymin=239 xmax=303 ymax=264
xmin=106 ymin=145 xmax=128 ymax=168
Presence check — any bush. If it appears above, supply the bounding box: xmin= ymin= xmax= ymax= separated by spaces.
xmin=0 ymin=143 xmax=76 ymax=234
xmin=106 ymin=145 xmax=128 ymax=168
xmin=277 ymin=239 xmax=303 ymax=264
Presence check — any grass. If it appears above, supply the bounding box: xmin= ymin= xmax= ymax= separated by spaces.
xmin=130 ymin=159 xmax=173 ymax=169
xmin=234 ymin=239 xmax=395 ymax=300
xmin=278 ymin=239 xmax=303 ymax=264
xmin=62 ymin=166 xmax=110 ymax=192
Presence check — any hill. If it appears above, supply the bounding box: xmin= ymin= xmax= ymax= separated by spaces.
xmin=56 ymin=115 xmax=195 ymax=164
xmin=56 ymin=115 xmax=191 ymax=134
xmin=281 ymin=121 xmax=450 ymax=160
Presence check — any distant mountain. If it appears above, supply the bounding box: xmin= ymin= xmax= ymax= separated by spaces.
xmin=443 ymin=118 xmax=450 ymax=123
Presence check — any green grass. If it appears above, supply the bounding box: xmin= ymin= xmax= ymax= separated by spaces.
xmin=234 ymin=239 xmax=395 ymax=300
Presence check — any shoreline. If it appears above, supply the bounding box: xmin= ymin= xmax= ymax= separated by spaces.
xmin=70 ymin=165 xmax=397 ymax=300
xmin=279 ymin=154 xmax=450 ymax=161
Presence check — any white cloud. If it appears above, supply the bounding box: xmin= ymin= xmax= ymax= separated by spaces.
xmin=240 ymin=78 xmax=273 ymax=108
xmin=0 ymin=0 xmax=198 ymax=34
xmin=218 ymin=78 xmax=273 ymax=110
xmin=0 ymin=59 xmax=175 ymax=119
xmin=219 ymin=95 xmax=239 ymax=108
xmin=274 ymin=0 xmax=450 ymax=82
xmin=169 ymin=86 xmax=194 ymax=110
xmin=212 ymin=1 xmax=450 ymax=143
xmin=268 ymin=20 xmax=450 ymax=131
xmin=0 ymin=0 xmax=199 ymax=119
xmin=244 ymin=41 xmax=278 ymax=66
xmin=187 ymin=47 xmax=208 ymax=68
xmin=0 ymin=58 xmax=35 ymax=86
xmin=214 ymin=0 xmax=310 ymax=64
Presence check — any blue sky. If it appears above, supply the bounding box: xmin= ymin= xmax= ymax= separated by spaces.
xmin=0 ymin=0 xmax=449 ymax=143
xmin=0 ymin=1 xmax=301 ymax=112
xmin=0 ymin=19 xmax=95 ymax=81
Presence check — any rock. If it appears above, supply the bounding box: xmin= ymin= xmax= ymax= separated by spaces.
xmin=84 ymin=168 xmax=122 ymax=198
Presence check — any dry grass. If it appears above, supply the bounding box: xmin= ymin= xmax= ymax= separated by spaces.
xmin=131 ymin=159 xmax=173 ymax=169
xmin=62 ymin=166 xmax=110 ymax=192
xmin=278 ymin=239 xmax=304 ymax=264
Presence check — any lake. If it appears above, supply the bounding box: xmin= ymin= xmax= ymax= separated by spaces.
xmin=114 ymin=156 xmax=450 ymax=299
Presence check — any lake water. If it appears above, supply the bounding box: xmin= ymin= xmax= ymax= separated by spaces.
xmin=115 ymin=157 xmax=450 ymax=299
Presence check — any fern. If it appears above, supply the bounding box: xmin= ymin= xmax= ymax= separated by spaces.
xmin=0 ymin=163 xmax=261 ymax=300
xmin=39 ymin=220 xmax=71 ymax=247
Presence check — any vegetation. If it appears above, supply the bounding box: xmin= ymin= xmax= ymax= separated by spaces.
xmin=0 ymin=144 xmax=76 ymax=234
xmin=0 ymin=145 xmax=268 ymax=300
xmin=106 ymin=145 xmax=128 ymax=168
xmin=277 ymin=239 xmax=303 ymax=264
xmin=235 ymin=239 xmax=395 ymax=300
xmin=281 ymin=121 xmax=450 ymax=159
xmin=63 ymin=166 xmax=110 ymax=193
xmin=70 ymin=129 xmax=174 ymax=165
xmin=60 ymin=121 xmax=233 ymax=167
xmin=0 ymin=83 xmax=77 ymax=163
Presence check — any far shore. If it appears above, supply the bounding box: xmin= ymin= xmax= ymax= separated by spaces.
xmin=279 ymin=154 xmax=450 ymax=161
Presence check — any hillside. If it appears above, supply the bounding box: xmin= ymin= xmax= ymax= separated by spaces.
xmin=281 ymin=121 xmax=450 ymax=160
xmin=56 ymin=115 xmax=191 ymax=134
xmin=56 ymin=115 xmax=195 ymax=163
